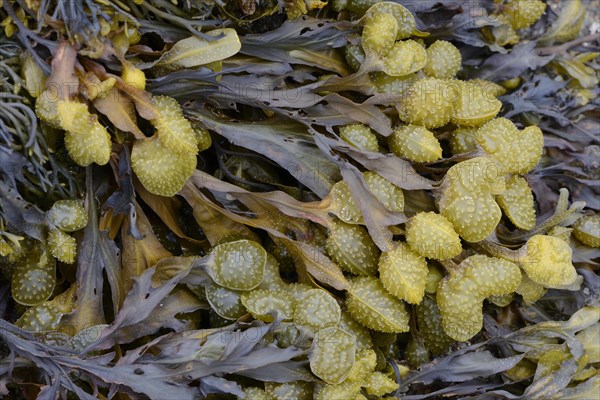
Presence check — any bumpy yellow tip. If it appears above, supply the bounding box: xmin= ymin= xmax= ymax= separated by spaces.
xmin=35 ymin=92 xmax=62 ymax=128
xmin=362 ymin=13 xmax=398 ymax=57
xmin=437 ymin=255 xmax=521 ymax=341
xmin=364 ymin=372 xmax=399 ymax=396
xmin=445 ymin=157 xmax=506 ymax=195
xmin=440 ymin=191 xmax=502 ymax=242
xmin=388 ymin=124 xmax=442 ymax=163
xmin=241 ymin=289 xmax=296 ymax=322
xmin=384 ymin=40 xmax=427 ymax=77
xmin=151 ymin=95 xmax=198 ymax=154
xmin=57 ymin=101 xmax=88 ymax=132
xmin=47 ymin=200 xmax=88 ymax=232
xmin=504 ymin=0 xmax=546 ymax=30
xmin=294 ymin=289 xmax=341 ymax=330
xmin=194 ymin=126 xmax=212 ymax=152
xmin=131 ymin=136 xmax=197 ymax=197
xmin=209 ymin=240 xmax=266 ymax=290
xmin=521 ymin=235 xmax=579 ymax=288
xmin=363 ymin=171 xmax=405 ymax=212
xmin=15 ymin=285 xmax=76 ymax=332
xmin=309 ymin=327 xmax=356 ymax=384
xmin=204 ymin=284 xmax=246 ymax=320
xmin=378 ymin=242 xmax=429 ymax=304
xmin=315 ymin=382 xmax=361 ymax=400
xmin=423 ymin=40 xmax=461 ymax=79
xmin=573 ymin=215 xmax=600 ymax=248
xmin=329 ymin=172 xmax=404 ymax=224
xmin=329 ymin=180 xmax=363 ymax=224
xmin=439 ymin=157 xmax=507 ymax=242
xmin=325 ymin=220 xmax=380 ymax=276
xmin=346 ymin=276 xmax=410 ymax=333
xmin=48 ymin=229 xmax=77 ymax=264
xmin=497 ymin=175 xmax=536 ymax=230
xmin=475 ymin=118 xmax=544 ymax=174
xmin=346 ymin=349 xmax=377 ymax=383
xmin=11 ymin=244 xmax=56 ymax=306
xmin=452 ymin=81 xmax=502 ymax=127
xmin=364 ymin=2 xmax=417 ymax=39
xmin=58 ymin=101 xmax=111 ymax=166
xmin=406 ymin=212 xmax=462 ymax=260
xmin=339 ymin=124 xmax=379 ymax=152
xmin=399 ymin=78 xmax=458 ymax=129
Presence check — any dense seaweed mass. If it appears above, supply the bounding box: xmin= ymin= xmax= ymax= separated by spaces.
xmin=0 ymin=0 xmax=598 ymax=399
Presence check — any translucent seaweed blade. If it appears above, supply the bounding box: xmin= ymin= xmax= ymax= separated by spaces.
xmin=156 ymin=29 xmax=241 ymax=70
xmin=309 ymin=327 xmax=356 ymax=384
